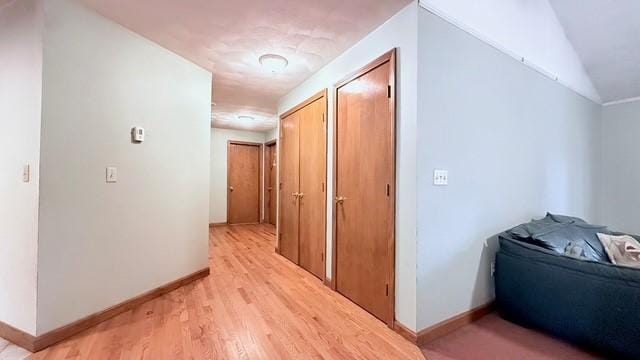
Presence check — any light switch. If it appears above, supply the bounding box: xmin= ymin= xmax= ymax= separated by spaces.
xmin=433 ymin=169 xmax=448 ymax=186
xmin=106 ymin=167 xmax=117 ymax=183
xmin=23 ymin=164 xmax=30 ymax=183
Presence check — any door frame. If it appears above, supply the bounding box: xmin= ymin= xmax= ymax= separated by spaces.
xmin=226 ymin=140 xmax=263 ymax=225
xmin=277 ymin=89 xmax=328 ymax=283
xmin=331 ymin=49 xmax=397 ymax=328
xmin=263 ymin=139 xmax=277 ymax=225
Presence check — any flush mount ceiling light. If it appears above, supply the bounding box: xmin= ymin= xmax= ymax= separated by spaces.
xmin=259 ymin=54 xmax=288 ymax=73
xmin=238 ymin=115 xmax=255 ymax=122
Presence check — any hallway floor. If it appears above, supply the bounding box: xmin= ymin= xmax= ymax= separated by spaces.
xmin=28 ymin=224 xmax=423 ymax=359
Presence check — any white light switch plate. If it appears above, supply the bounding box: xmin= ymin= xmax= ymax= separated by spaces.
xmin=106 ymin=167 xmax=117 ymax=183
xmin=433 ymin=169 xmax=448 ymax=186
xmin=23 ymin=164 xmax=30 ymax=183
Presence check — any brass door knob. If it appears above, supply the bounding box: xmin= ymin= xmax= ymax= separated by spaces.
xmin=335 ymin=196 xmax=347 ymax=204
xmin=229 ymin=186 xmax=234 ymax=192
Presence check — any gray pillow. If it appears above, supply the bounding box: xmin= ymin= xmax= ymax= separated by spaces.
xmin=508 ymin=213 xmax=584 ymax=239
xmin=508 ymin=214 xmax=557 ymax=239
xmin=533 ymin=223 xmax=610 ymax=262
xmin=506 ymin=213 xmax=610 ymax=262
xmin=546 ymin=212 xmax=588 ymax=224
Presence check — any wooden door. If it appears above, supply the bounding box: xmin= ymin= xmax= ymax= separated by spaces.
xmin=334 ymin=50 xmax=396 ymax=325
xmin=298 ymin=96 xmax=327 ymax=280
xmin=279 ymin=112 xmax=300 ymax=263
xmin=264 ymin=144 xmax=271 ymax=223
xmin=266 ymin=143 xmax=277 ymax=225
xmin=227 ymin=142 xmax=262 ymax=225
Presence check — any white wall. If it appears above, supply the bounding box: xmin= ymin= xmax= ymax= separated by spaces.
xmin=264 ymin=127 xmax=278 ymax=143
xmin=599 ymin=100 xmax=640 ymax=235
xmin=419 ymin=0 xmax=601 ymax=103
xmin=416 ymin=9 xmax=601 ymax=330
xmin=0 ymin=0 xmax=611 ymax=339
xmin=36 ymin=0 xmax=212 ymax=334
xmin=0 ymin=0 xmax=42 ymax=335
xmin=278 ymin=2 xmax=418 ymax=330
xmin=210 ymin=128 xmax=266 ymax=223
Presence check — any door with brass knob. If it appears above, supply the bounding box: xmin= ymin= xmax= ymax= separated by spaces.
xmin=279 ymin=109 xmax=301 ymax=263
xmin=278 ymin=90 xmax=327 ymax=280
xmin=334 ymin=50 xmax=396 ymax=326
xmin=227 ymin=141 xmax=261 ymax=225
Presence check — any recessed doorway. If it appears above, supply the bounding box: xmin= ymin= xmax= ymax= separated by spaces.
xmin=264 ymin=140 xmax=277 ymax=226
xmin=227 ymin=141 xmax=262 ymax=225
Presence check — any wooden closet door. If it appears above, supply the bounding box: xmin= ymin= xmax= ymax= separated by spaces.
xmin=298 ymin=97 xmax=327 ymax=280
xmin=279 ymin=112 xmax=300 ymax=263
xmin=334 ymin=52 xmax=395 ymax=324
xmin=268 ymin=144 xmax=277 ymax=225
xmin=228 ymin=142 xmax=261 ymax=224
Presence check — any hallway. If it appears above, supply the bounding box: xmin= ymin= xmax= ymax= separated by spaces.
xmin=29 ymin=225 xmax=423 ymax=359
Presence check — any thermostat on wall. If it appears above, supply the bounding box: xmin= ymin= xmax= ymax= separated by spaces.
xmin=131 ymin=127 xmax=145 ymax=143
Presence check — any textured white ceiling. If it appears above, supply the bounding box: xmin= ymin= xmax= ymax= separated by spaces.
xmin=549 ymin=0 xmax=640 ymax=103
xmin=80 ymin=0 xmax=411 ymax=131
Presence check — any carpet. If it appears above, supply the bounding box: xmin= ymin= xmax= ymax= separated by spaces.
xmin=421 ymin=313 xmax=603 ymax=360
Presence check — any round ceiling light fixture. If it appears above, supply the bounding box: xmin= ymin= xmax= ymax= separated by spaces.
xmin=238 ymin=115 xmax=255 ymax=122
xmin=259 ymin=54 xmax=288 ymax=73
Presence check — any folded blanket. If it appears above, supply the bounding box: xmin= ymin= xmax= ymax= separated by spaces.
xmin=597 ymin=233 xmax=640 ymax=268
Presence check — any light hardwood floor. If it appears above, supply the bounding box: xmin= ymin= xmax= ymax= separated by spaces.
xmin=28 ymin=224 xmax=423 ymax=359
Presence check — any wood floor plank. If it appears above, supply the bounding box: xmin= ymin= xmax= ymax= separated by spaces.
xmin=27 ymin=224 xmax=423 ymax=359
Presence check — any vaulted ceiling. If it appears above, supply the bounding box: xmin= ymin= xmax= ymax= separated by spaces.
xmin=549 ymin=0 xmax=640 ymax=103
xmin=80 ymin=0 xmax=411 ymax=131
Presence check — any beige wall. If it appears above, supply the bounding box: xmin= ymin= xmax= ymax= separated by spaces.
xmin=36 ymin=0 xmax=212 ymax=334
xmin=416 ymin=8 xmax=600 ymax=330
xmin=0 ymin=0 xmax=43 ymax=335
xmin=264 ymin=127 xmax=278 ymax=143
xmin=599 ymin=100 xmax=640 ymax=235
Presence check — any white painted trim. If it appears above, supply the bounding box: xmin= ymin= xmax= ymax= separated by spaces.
xmin=603 ymin=96 xmax=640 ymax=107
xmin=417 ymin=0 xmax=602 ymax=105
